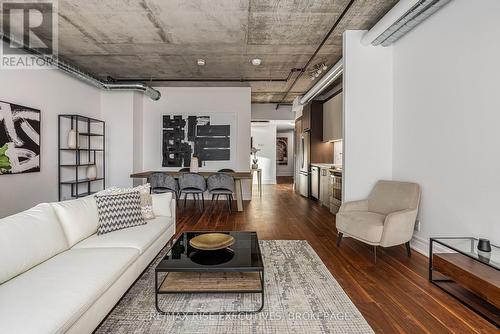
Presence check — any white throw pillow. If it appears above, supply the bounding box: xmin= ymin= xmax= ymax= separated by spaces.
xmin=151 ymin=192 xmax=173 ymax=217
xmin=51 ymin=196 xmax=99 ymax=247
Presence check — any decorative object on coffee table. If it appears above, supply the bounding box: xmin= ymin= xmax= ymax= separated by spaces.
xmin=189 ymin=233 xmax=235 ymax=250
xmin=155 ymin=231 xmax=264 ymax=315
xmin=429 ymin=237 xmax=500 ymax=327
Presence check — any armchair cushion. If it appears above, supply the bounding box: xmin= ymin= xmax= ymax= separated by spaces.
xmin=336 ymin=211 xmax=386 ymax=244
xmin=339 ymin=200 xmax=368 ymax=212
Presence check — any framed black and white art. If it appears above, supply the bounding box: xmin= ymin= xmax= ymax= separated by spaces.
xmin=0 ymin=101 xmax=40 ymax=175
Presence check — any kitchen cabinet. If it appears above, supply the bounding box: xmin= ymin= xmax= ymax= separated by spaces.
xmin=323 ymin=92 xmax=343 ymax=142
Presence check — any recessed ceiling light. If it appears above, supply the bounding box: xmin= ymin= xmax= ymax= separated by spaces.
xmin=197 ymin=59 xmax=206 ymax=66
xmin=251 ymin=58 xmax=262 ymax=66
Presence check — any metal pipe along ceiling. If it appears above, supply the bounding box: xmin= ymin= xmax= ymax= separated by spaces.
xmin=1 ymin=34 xmax=161 ymax=101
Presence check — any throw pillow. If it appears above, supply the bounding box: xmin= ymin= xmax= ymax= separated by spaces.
xmin=96 ymin=184 xmax=155 ymax=220
xmin=95 ymin=191 xmax=146 ymax=235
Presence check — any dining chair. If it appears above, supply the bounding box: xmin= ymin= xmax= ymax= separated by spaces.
xmin=179 ymin=167 xmax=190 ymax=172
xmin=207 ymin=173 xmax=235 ymax=213
xmin=178 ymin=172 xmax=207 ymax=210
xmin=149 ymin=172 xmax=179 ymax=199
xmin=218 ymin=168 xmax=235 ymax=173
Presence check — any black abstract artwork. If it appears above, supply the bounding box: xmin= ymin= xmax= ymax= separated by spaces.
xmin=0 ymin=101 xmax=40 ymax=175
xmin=162 ymin=115 xmax=230 ymax=167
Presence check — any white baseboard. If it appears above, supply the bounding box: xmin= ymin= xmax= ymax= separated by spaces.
xmin=410 ymin=235 xmax=450 ymax=257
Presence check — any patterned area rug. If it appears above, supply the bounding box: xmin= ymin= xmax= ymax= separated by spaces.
xmin=96 ymin=240 xmax=373 ymax=333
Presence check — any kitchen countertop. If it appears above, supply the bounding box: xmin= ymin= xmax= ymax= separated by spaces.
xmin=310 ymin=163 xmax=335 ymax=168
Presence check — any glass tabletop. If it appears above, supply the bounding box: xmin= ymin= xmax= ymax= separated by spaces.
xmin=432 ymin=237 xmax=500 ymax=270
xmin=156 ymin=231 xmax=264 ymax=272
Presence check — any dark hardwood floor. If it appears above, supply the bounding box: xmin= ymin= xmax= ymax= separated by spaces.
xmin=175 ymin=178 xmax=497 ymax=333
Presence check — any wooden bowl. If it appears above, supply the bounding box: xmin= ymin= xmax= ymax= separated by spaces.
xmin=189 ymin=233 xmax=235 ymax=251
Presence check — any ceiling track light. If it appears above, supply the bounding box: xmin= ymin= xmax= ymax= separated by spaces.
xmin=251 ymin=58 xmax=262 ymax=66
xmin=309 ymin=62 xmax=328 ymax=80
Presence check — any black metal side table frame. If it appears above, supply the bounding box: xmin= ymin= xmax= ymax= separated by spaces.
xmin=429 ymin=237 xmax=500 ymax=328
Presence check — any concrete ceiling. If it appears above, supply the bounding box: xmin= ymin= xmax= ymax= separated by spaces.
xmin=54 ymin=0 xmax=397 ymax=103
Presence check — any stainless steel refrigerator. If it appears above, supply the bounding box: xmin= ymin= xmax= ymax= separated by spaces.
xmin=298 ymin=130 xmax=310 ymax=197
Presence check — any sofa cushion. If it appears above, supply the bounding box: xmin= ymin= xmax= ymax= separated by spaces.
xmin=73 ymin=216 xmax=173 ymax=254
xmin=151 ymin=192 xmax=173 ymax=217
xmin=0 ymin=247 xmax=138 ymax=334
xmin=95 ymin=191 xmax=145 ymax=235
xmin=336 ymin=211 xmax=386 ymax=244
xmin=0 ymin=203 xmax=68 ymax=284
xmin=52 ymin=196 xmax=99 ymax=247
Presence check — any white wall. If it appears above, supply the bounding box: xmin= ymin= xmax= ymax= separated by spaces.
xmin=276 ymin=130 xmax=294 ymax=176
xmin=100 ymin=91 xmax=137 ymax=188
xmin=251 ymin=103 xmax=294 ymax=120
xmin=392 ymin=0 xmax=500 ymax=247
xmin=251 ymin=122 xmax=277 ymax=184
xmin=0 ymin=66 xmax=101 ymax=217
xmin=343 ymin=30 xmax=394 ymax=202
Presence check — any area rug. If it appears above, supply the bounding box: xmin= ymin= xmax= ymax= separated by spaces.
xmin=96 ymin=240 xmax=374 ymax=334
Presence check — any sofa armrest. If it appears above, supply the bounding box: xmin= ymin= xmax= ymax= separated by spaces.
xmin=339 ymin=199 xmax=369 ymax=212
xmin=380 ymin=208 xmax=418 ymax=247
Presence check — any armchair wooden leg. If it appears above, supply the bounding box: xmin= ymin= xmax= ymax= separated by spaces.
xmin=336 ymin=232 xmax=343 ymax=247
xmin=374 ymin=246 xmax=377 ymax=264
xmin=405 ymin=241 xmax=411 ymax=257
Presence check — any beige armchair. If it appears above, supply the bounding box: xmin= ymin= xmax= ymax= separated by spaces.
xmin=336 ymin=180 xmax=421 ymax=262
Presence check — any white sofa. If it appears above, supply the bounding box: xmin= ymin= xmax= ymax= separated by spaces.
xmin=0 ymin=193 xmax=176 ymax=334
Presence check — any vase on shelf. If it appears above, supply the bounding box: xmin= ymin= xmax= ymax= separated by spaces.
xmin=68 ymin=129 xmax=79 ymax=149
xmin=86 ymin=165 xmax=97 ymax=180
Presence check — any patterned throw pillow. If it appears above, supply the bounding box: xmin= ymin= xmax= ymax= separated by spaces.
xmin=96 ymin=184 xmax=154 ymax=220
xmin=95 ymin=191 xmax=146 ymax=235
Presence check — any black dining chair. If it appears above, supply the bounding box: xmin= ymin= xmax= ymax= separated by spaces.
xmin=207 ymin=173 xmax=235 ymax=213
xmin=178 ymin=172 xmax=207 ymax=210
xmin=149 ymin=172 xmax=179 ymax=199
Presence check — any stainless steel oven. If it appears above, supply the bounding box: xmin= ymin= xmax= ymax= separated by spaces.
xmin=329 ymin=170 xmax=342 ymax=214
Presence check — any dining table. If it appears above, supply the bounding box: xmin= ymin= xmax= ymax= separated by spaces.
xmin=130 ymin=171 xmax=253 ymax=212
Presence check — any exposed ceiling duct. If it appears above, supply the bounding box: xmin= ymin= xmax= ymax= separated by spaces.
xmin=0 ymin=34 xmax=161 ymax=101
xmin=299 ymin=59 xmax=343 ymax=105
xmin=362 ymin=0 xmax=452 ymax=47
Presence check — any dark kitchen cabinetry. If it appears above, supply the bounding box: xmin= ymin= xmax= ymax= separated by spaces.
xmin=309 ymin=101 xmax=333 ymax=163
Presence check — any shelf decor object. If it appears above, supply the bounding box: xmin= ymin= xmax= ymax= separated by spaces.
xmin=67 ymin=129 xmax=78 ymax=149
xmin=86 ymin=164 xmax=97 ymax=180
xmin=58 ymin=115 xmax=105 ymax=201
xmin=429 ymin=237 xmax=500 ymax=327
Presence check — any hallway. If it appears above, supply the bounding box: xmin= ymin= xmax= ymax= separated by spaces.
xmin=176 ymin=181 xmax=496 ymax=333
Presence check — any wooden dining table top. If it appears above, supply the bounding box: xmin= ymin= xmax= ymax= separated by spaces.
xmin=130 ymin=170 xmax=253 ymax=179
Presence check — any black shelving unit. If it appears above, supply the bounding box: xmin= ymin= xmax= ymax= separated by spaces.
xmin=58 ymin=115 xmax=105 ymax=201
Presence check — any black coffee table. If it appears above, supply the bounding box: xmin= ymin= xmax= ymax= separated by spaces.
xmin=155 ymin=231 xmax=264 ymax=315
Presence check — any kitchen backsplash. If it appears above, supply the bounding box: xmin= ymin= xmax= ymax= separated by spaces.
xmin=333 ymin=140 xmax=343 ymax=166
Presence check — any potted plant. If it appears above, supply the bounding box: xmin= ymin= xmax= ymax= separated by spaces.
xmin=251 ymin=147 xmax=260 ymax=169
